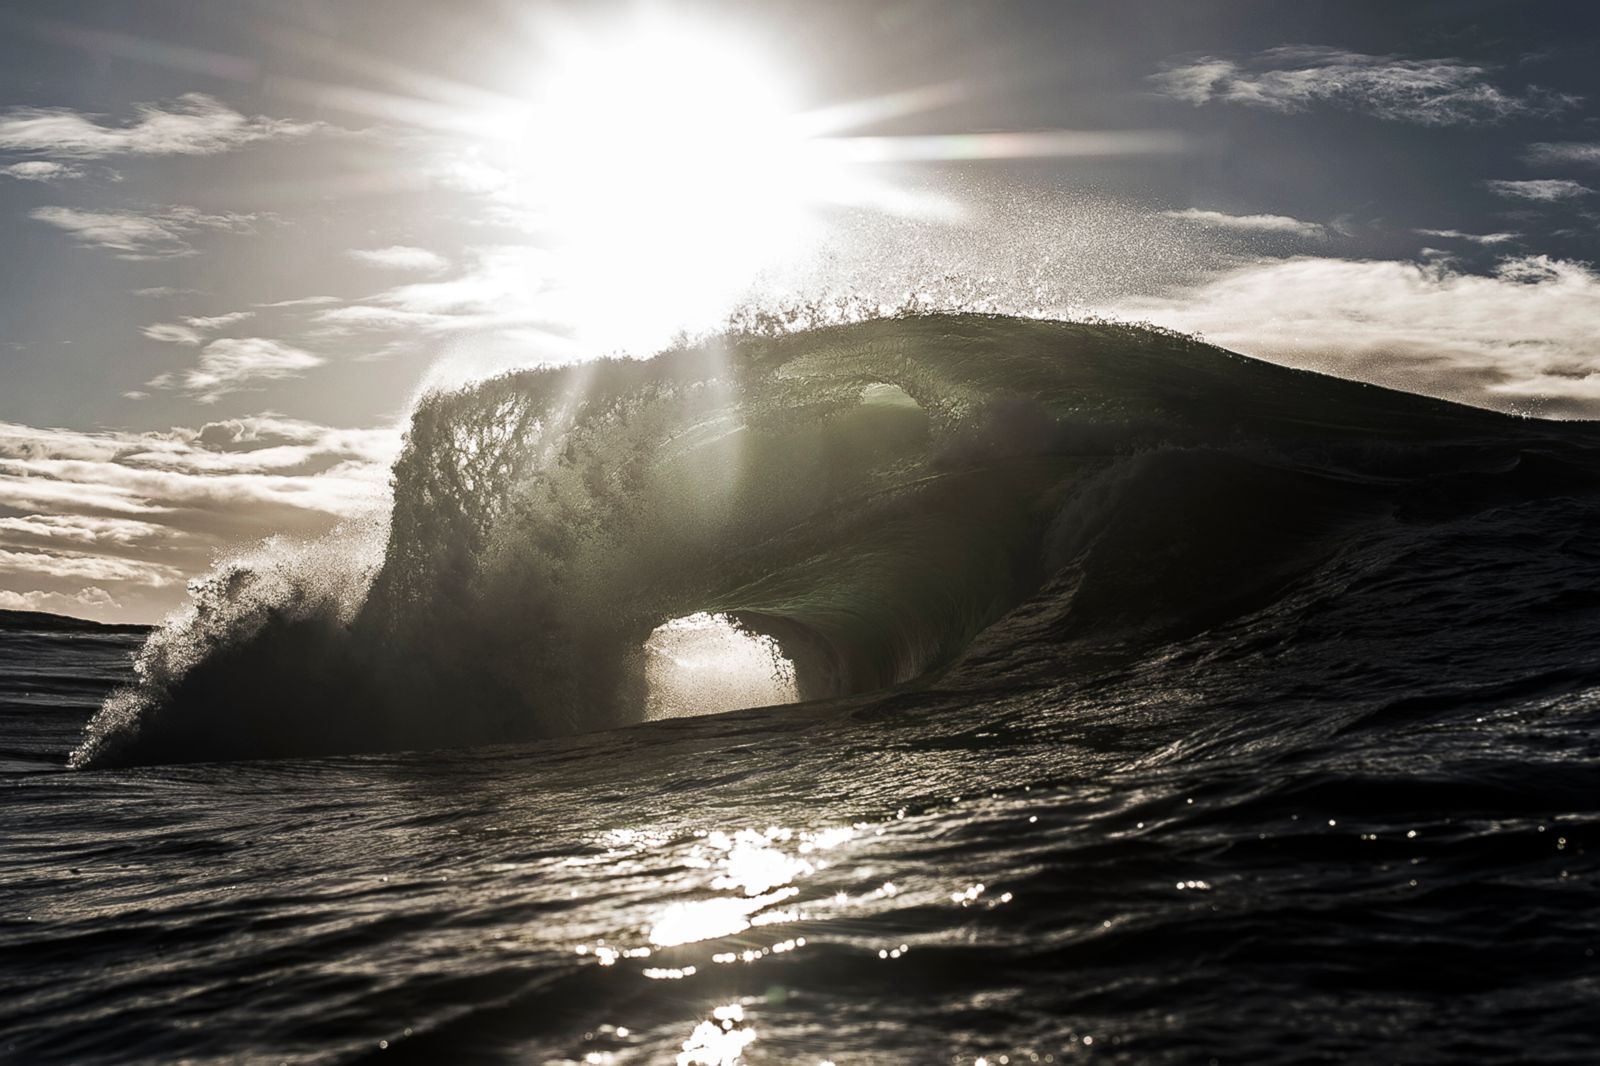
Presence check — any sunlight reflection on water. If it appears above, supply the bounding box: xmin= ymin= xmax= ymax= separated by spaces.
xmin=573 ymin=814 xmax=1025 ymax=1063
xmin=677 ymin=1003 xmax=758 ymax=1066
xmin=648 ymin=890 xmax=792 ymax=947
xmin=569 ymin=821 xmax=866 ymax=1060
xmin=644 ymin=824 xmax=855 ymax=947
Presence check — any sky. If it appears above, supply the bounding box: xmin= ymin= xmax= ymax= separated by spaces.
xmin=2 ymin=0 xmax=1600 ymax=622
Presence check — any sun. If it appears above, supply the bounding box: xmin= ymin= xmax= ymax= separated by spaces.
xmin=391 ymin=10 xmax=1173 ymax=354
xmin=521 ymin=17 xmax=811 ymax=234
xmin=508 ymin=15 xmax=827 ymax=341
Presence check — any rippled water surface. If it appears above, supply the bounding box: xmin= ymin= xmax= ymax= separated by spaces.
xmin=4 ymin=594 xmax=1598 ymax=1064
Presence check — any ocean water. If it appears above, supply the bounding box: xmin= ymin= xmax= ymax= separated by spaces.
xmin=4 ymin=315 xmax=1599 ymax=1063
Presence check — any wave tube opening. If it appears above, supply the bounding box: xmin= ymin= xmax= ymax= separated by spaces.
xmin=644 ymin=612 xmax=800 ymax=720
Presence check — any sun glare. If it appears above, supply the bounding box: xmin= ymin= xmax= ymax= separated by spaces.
xmin=511 ymin=17 xmax=822 ymax=341
xmin=413 ymin=11 xmax=1177 ymax=354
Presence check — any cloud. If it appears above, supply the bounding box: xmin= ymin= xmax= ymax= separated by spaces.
xmin=348 ymin=245 xmax=449 ymax=273
xmin=158 ymin=338 xmax=325 ymax=402
xmin=1109 ymin=254 xmax=1600 ymax=418
xmin=184 ymin=311 xmax=256 ymax=331
xmin=0 ymin=415 xmax=396 ymax=476
xmin=0 ymin=416 xmax=399 ymax=621
xmin=1414 ymin=228 xmax=1519 ymax=245
xmin=0 ymin=547 xmax=180 ymax=586
xmin=143 ymin=323 xmax=204 ymax=346
xmin=376 ymin=246 xmax=556 ymax=315
xmin=1484 ymin=178 xmax=1593 ymax=202
xmin=1152 ymin=46 xmax=1577 ymax=125
xmin=0 ymin=93 xmax=316 ymax=158
xmin=309 ymin=246 xmax=561 ymax=341
xmin=312 ymin=305 xmax=457 ymax=332
xmin=0 ymin=586 xmax=119 ymax=619
xmin=1 ymin=160 xmax=83 ymax=182
xmin=144 ymin=311 xmax=255 ymax=347
xmin=31 ymin=204 xmax=261 ymax=259
xmin=256 ymin=295 xmax=341 ymax=308
xmin=427 ymin=148 xmax=515 ymax=196
xmin=1161 ymin=208 xmax=1325 ymax=238
xmin=1524 ymin=142 xmax=1600 ymax=167
xmin=0 ymin=514 xmax=166 ymax=548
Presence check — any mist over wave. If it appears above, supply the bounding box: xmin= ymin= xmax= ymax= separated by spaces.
xmin=70 ymin=310 xmax=1596 ymax=769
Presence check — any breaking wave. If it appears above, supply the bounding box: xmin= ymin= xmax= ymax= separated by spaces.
xmin=71 ymin=312 xmax=1594 ymax=768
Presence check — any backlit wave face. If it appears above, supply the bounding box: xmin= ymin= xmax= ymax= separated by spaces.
xmin=70 ymin=310 xmax=1546 ymax=770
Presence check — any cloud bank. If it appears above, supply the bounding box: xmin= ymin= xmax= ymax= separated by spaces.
xmin=1111 ymin=254 xmax=1600 ymax=418
xmin=1153 ymin=46 xmax=1577 ymax=125
xmin=0 ymin=415 xmax=398 ymax=622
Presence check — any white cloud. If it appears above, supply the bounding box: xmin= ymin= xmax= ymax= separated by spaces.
xmin=313 ymin=304 xmax=457 ymax=332
xmin=160 ymin=338 xmax=325 ymax=402
xmin=395 ymin=257 xmax=567 ymax=345
xmin=1414 ymin=228 xmax=1519 ymax=245
xmin=1484 ymin=178 xmax=1593 ymax=202
xmin=256 ymin=295 xmax=341 ymax=308
xmin=1161 ymin=207 xmax=1325 ymax=238
xmin=0 ymin=416 xmax=396 ymax=478
xmin=1152 ymin=46 xmax=1577 ymax=125
xmin=1109 ymin=254 xmax=1600 ymax=418
xmin=0 ymin=514 xmax=166 ymax=548
xmin=348 ymin=245 xmax=449 ymax=273
xmin=183 ymin=311 xmax=255 ymax=331
xmin=310 ymin=246 xmax=560 ymax=341
xmin=377 ymin=246 xmax=555 ymax=315
xmin=31 ymin=204 xmax=261 ymax=259
xmin=0 ymin=547 xmax=179 ymax=586
xmin=0 ymin=586 xmax=119 ymax=619
xmin=427 ymin=148 xmax=515 ymax=196
xmin=0 ymin=93 xmax=317 ymax=158
xmin=1 ymin=160 xmax=83 ymax=182
xmin=1524 ymin=142 xmax=1600 ymax=166
xmin=143 ymin=311 xmax=258 ymax=350
xmin=143 ymin=323 xmax=204 ymax=346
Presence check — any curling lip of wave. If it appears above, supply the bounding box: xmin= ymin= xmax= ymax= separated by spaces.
xmin=70 ymin=312 xmax=1595 ymax=769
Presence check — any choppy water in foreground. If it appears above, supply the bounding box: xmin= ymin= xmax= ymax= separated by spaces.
xmin=6 ymin=317 xmax=1600 ymax=1062
xmin=4 ymin=577 xmax=1598 ymax=1065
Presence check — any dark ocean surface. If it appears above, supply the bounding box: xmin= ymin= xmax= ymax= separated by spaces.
xmin=3 ymin=316 xmax=1599 ymax=1064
